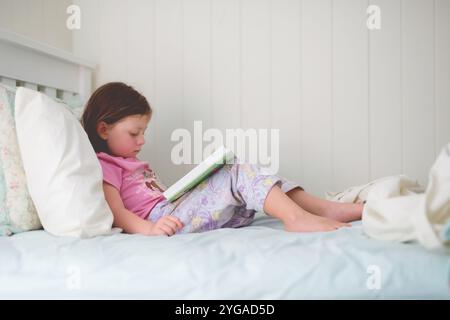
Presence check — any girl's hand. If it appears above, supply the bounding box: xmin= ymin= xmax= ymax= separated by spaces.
xmin=149 ymin=216 xmax=183 ymax=236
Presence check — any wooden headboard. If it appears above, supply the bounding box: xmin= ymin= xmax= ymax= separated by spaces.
xmin=0 ymin=28 xmax=95 ymax=107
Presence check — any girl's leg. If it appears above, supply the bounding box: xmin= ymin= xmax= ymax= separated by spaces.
xmin=263 ymin=185 xmax=350 ymax=232
xmin=285 ymin=188 xmax=363 ymax=222
xmin=150 ymin=164 xmax=261 ymax=233
xmin=222 ymin=161 xmax=350 ymax=232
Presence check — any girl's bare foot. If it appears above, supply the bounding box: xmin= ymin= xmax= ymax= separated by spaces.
xmin=323 ymin=202 xmax=364 ymax=223
xmin=264 ymin=185 xmax=351 ymax=233
xmin=285 ymin=189 xmax=364 ymax=223
xmin=283 ymin=210 xmax=351 ymax=233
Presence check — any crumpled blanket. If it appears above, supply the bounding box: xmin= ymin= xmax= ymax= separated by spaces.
xmin=326 ymin=144 xmax=450 ymax=250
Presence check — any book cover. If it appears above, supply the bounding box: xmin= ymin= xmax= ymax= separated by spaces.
xmin=163 ymin=146 xmax=235 ymax=202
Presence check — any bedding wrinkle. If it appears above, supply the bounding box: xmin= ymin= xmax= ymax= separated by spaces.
xmin=328 ymin=144 xmax=450 ymax=249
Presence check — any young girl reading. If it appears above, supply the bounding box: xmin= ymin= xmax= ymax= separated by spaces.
xmin=81 ymin=82 xmax=363 ymax=236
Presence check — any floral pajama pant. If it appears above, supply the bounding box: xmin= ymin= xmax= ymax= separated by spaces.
xmin=147 ymin=161 xmax=303 ymax=234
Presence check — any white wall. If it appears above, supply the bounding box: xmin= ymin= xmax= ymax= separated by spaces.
xmin=74 ymin=0 xmax=450 ymax=197
xmin=0 ymin=0 xmax=73 ymax=52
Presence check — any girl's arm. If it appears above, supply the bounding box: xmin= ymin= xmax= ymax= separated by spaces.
xmin=102 ymin=182 xmax=155 ymax=235
xmin=103 ymin=182 xmax=183 ymax=236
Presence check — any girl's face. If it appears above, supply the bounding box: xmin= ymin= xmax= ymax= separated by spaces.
xmin=97 ymin=114 xmax=151 ymax=158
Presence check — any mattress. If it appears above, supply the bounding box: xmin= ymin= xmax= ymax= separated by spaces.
xmin=0 ymin=214 xmax=448 ymax=299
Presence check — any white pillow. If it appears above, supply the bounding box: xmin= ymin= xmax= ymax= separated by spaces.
xmin=14 ymin=87 xmax=114 ymax=238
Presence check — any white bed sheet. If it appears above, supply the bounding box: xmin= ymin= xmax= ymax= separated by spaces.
xmin=0 ymin=214 xmax=448 ymax=299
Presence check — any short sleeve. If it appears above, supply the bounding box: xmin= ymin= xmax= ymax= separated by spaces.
xmin=98 ymin=158 xmax=122 ymax=191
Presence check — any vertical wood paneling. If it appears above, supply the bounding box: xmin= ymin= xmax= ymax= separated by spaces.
xmin=0 ymin=0 xmax=71 ymax=51
xmin=97 ymin=0 xmax=128 ymax=85
xmin=332 ymin=0 xmax=369 ymax=191
xmin=126 ymin=0 xmax=158 ymax=170
xmin=0 ymin=1 xmax=87 ymax=76
xmin=369 ymin=0 xmax=402 ymax=179
xmin=12 ymin=0 xmax=42 ymax=42
xmin=211 ymin=0 xmax=240 ymax=131
xmin=241 ymin=0 xmax=271 ymax=165
xmin=436 ymin=0 xmax=450 ymax=154
xmin=301 ymin=0 xmax=333 ymax=196
xmin=271 ymin=0 xmax=301 ymax=183
xmin=0 ymin=0 xmax=14 ymax=29
xmin=71 ymin=0 xmax=450 ymax=195
xmin=183 ymin=0 xmax=211 ymax=169
xmin=43 ymin=0 xmax=73 ymax=52
xmin=402 ymin=0 xmax=435 ymax=186
xmin=73 ymin=0 xmax=100 ymax=62
xmin=154 ymin=0 xmax=185 ymax=185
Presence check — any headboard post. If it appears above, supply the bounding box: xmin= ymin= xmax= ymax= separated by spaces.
xmin=78 ymin=66 xmax=92 ymax=107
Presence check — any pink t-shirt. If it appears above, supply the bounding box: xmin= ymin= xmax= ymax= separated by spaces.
xmin=97 ymin=152 xmax=166 ymax=219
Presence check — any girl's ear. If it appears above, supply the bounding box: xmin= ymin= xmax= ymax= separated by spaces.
xmin=96 ymin=121 xmax=109 ymax=140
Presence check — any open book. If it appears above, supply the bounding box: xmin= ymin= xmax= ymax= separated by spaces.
xmin=163 ymin=146 xmax=235 ymax=202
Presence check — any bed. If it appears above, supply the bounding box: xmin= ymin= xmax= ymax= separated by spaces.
xmin=0 ymin=28 xmax=448 ymax=299
xmin=1 ymin=217 xmax=448 ymax=299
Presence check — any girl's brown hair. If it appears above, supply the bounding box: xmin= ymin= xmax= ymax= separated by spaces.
xmin=81 ymin=82 xmax=152 ymax=154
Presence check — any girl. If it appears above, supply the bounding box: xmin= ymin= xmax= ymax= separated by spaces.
xmin=81 ymin=82 xmax=363 ymax=237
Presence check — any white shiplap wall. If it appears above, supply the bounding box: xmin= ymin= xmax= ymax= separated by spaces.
xmin=0 ymin=0 xmax=73 ymax=52
xmin=74 ymin=0 xmax=450 ymax=197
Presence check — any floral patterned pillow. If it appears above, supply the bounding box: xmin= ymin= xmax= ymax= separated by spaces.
xmin=0 ymin=84 xmax=42 ymax=236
